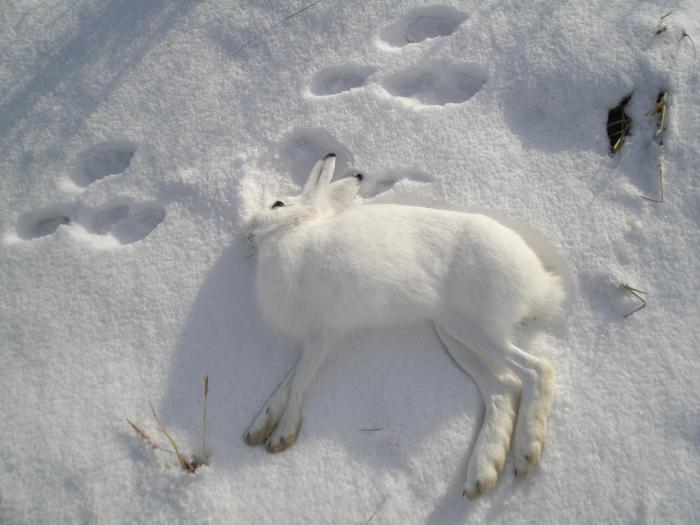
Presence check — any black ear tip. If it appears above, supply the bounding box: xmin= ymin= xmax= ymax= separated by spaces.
xmin=324 ymin=153 xmax=336 ymax=159
xmin=355 ymin=172 xmax=364 ymax=181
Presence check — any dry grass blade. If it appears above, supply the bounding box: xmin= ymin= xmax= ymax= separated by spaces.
xmin=621 ymin=284 xmax=648 ymax=318
xmin=680 ymin=31 xmax=697 ymax=57
xmin=655 ymin=12 xmax=672 ymax=35
xmin=641 ymin=91 xmax=667 ymax=203
xmin=149 ymin=402 xmax=197 ymax=473
xmin=230 ymin=0 xmax=327 ymax=58
xmin=646 ymin=91 xmax=668 ymax=136
xmin=128 ymin=419 xmax=151 ymax=441
xmin=127 ymin=419 xmax=175 ymax=455
xmin=200 ymin=376 xmax=209 ymax=462
xmin=641 ymin=158 xmax=664 ymax=203
xmin=364 ymin=495 xmax=388 ymax=525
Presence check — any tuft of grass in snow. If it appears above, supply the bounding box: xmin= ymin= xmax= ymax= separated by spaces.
xmin=621 ymin=284 xmax=648 ymax=318
xmin=647 ymin=91 xmax=668 ymax=137
xmin=128 ymin=376 xmax=210 ymax=473
xmin=653 ymin=11 xmax=673 ymax=37
xmin=641 ymin=91 xmax=667 ymax=203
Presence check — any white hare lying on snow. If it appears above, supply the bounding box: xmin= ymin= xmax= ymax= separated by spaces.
xmin=245 ymin=154 xmax=566 ymax=500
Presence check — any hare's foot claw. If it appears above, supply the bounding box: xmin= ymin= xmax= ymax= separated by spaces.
xmin=463 ymin=467 xmax=498 ymax=500
xmin=245 ymin=403 xmax=283 ymax=446
xmin=264 ymin=409 xmax=302 ymax=453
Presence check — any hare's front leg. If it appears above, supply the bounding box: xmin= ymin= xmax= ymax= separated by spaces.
xmin=265 ymin=338 xmax=331 ymax=453
xmin=244 ymin=363 xmax=296 ymax=446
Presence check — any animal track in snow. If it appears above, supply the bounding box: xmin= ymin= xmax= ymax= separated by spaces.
xmin=11 ymin=142 xmax=165 ymax=246
xmin=378 ymin=5 xmax=468 ymax=49
xmin=309 ymin=65 xmax=376 ymax=96
xmin=16 ymin=206 xmax=74 ymax=240
xmin=382 ymin=60 xmax=487 ymax=107
xmin=91 ymin=201 xmax=166 ymax=245
xmin=73 ymin=141 xmax=136 ymax=187
xmin=361 ymin=167 xmax=434 ymax=198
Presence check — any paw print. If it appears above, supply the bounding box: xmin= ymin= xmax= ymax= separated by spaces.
xmin=10 ymin=141 xmax=165 ymax=245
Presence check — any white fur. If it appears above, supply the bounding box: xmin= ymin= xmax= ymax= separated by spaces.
xmin=244 ymin=155 xmax=566 ymax=499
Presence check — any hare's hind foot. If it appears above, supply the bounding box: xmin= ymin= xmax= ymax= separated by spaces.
xmin=512 ymin=359 xmax=555 ymax=476
xmin=463 ymin=385 xmax=519 ymax=500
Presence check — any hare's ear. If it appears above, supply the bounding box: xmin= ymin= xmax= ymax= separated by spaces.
xmin=326 ymin=174 xmax=362 ymax=212
xmin=301 ymin=154 xmax=336 ymax=199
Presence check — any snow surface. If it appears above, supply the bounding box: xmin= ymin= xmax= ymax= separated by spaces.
xmin=1 ymin=1 xmax=699 ymax=523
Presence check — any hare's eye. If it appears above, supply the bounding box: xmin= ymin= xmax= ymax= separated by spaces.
xmin=271 ymin=200 xmax=285 ymax=209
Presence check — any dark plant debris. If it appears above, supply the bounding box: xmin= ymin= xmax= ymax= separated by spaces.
xmin=607 ymin=94 xmax=632 ymax=154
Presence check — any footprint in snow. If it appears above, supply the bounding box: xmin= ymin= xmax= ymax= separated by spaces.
xmin=73 ymin=140 xmax=136 ymax=188
xmin=382 ymin=60 xmax=487 ymax=107
xmin=378 ymin=5 xmax=468 ymax=49
xmin=16 ymin=206 xmax=74 ymax=240
xmin=11 ymin=143 xmax=165 ymax=246
xmin=92 ymin=201 xmax=166 ymax=245
xmin=309 ymin=65 xmax=376 ymax=96
xmin=361 ymin=167 xmax=434 ymax=198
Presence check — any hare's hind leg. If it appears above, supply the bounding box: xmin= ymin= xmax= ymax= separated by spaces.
xmin=434 ymin=323 xmax=520 ymax=500
xmin=440 ymin=318 xmax=555 ymax=478
xmin=244 ymin=362 xmax=297 ymax=446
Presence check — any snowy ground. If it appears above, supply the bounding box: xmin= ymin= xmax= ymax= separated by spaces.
xmin=2 ymin=1 xmax=699 ymax=523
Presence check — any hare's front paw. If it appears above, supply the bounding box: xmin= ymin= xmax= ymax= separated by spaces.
xmin=245 ymin=395 xmax=289 ymax=446
xmin=513 ymin=360 xmax=555 ymax=476
xmin=265 ymin=408 xmax=302 ymax=453
xmin=244 ymin=406 xmax=278 ymax=446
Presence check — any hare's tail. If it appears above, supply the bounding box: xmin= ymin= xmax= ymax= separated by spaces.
xmin=529 ymin=270 xmax=567 ymax=321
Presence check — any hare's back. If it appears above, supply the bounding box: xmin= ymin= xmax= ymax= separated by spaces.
xmin=324 ymin=204 xmax=537 ymax=268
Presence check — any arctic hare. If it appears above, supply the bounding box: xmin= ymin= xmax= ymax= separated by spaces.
xmin=245 ymin=154 xmax=565 ymax=499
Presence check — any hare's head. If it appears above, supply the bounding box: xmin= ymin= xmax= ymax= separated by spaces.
xmin=247 ymin=153 xmax=363 ymax=244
